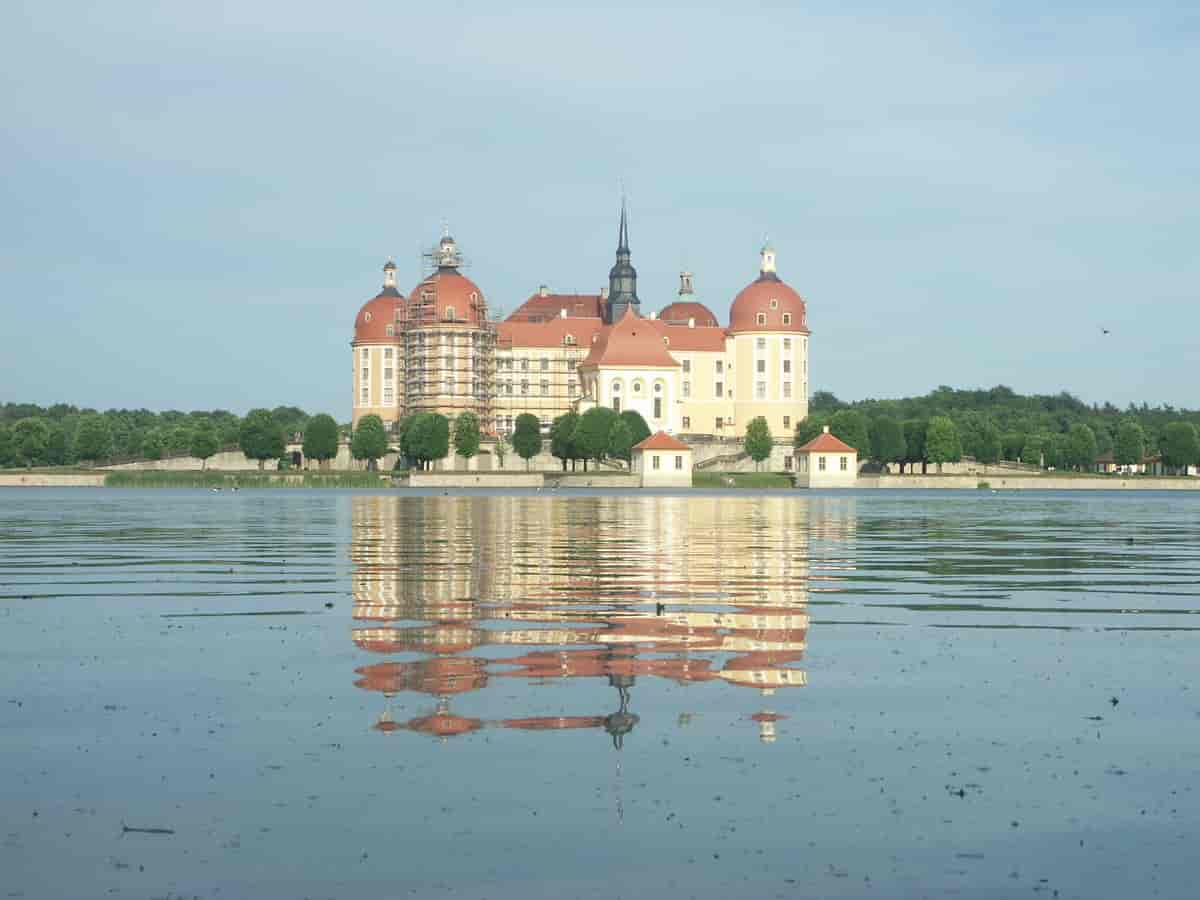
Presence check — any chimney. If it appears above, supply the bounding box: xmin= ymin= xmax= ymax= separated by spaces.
xmin=822 ymin=425 xmax=830 ymax=433
xmin=688 ymin=317 xmax=695 ymax=328
xmin=600 ymin=287 xmax=609 ymax=299
xmin=649 ymin=311 xmax=657 ymax=320
xmin=560 ymin=308 xmax=567 ymax=318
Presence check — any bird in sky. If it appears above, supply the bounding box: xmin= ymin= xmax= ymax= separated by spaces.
xmin=1101 ymin=327 xmax=1111 ymax=335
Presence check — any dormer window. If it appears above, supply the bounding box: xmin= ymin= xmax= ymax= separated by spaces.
xmin=782 ymin=313 xmax=792 ymax=326
xmin=564 ymin=334 xmax=576 ymax=346
xmin=770 ymin=299 xmax=778 ymax=309
xmin=663 ymin=337 xmax=669 ymax=346
xmin=444 ymin=307 xmax=456 ymax=321
xmin=364 ymin=312 xmax=372 ymax=323
xmin=756 ymin=312 xmax=766 ymax=326
xmin=385 ymin=324 xmax=394 ymax=336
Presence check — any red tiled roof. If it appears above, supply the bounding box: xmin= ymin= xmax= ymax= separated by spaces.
xmin=496 ymin=316 xmax=604 ymax=349
xmin=634 ymin=431 xmax=690 ymax=452
xmin=507 ymin=292 xmax=604 ymax=322
xmin=796 ymin=430 xmax=857 ymax=453
xmin=352 ymin=291 xmax=403 ymax=343
xmin=650 ymin=319 xmax=727 ymax=352
xmin=729 ymin=274 xmax=810 ymax=335
xmin=580 ymin=307 xmax=680 ymax=368
xmin=659 ymin=301 xmax=720 ymax=328
xmin=407 ymin=270 xmax=487 ymax=327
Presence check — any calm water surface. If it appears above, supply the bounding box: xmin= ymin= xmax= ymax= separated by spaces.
xmin=2 ymin=488 xmax=1200 ymax=899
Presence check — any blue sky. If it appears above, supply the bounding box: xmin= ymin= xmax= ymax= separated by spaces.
xmin=2 ymin=1 xmax=1197 ymax=415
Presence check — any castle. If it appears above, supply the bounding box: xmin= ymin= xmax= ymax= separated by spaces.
xmin=351 ymin=205 xmax=811 ymax=444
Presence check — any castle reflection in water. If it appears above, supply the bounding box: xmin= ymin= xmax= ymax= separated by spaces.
xmin=348 ymin=495 xmax=856 ymax=747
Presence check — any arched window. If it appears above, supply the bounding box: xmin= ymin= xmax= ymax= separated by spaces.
xmin=633 ymin=380 xmax=643 ymax=394
xmin=756 ymin=312 xmax=766 ymax=326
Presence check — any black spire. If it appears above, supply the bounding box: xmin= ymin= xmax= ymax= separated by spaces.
xmin=606 ymin=197 xmax=639 ymax=323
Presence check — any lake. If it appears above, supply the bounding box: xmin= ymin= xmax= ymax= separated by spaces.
xmin=2 ymin=488 xmax=1199 ymax=899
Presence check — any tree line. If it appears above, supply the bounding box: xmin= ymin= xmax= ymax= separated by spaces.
xmin=794 ymin=386 xmax=1200 ymax=473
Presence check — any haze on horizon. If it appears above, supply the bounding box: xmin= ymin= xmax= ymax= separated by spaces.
xmin=2 ymin=1 xmax=1197 ymax=416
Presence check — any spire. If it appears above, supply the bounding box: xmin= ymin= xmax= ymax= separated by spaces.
xmin=381 ymin=259 xmax=400 ymax=296
xmin=759 ymin=240 xmax=779 ymax=281
xmin=617 ymin=196 xmax=629 ymax=254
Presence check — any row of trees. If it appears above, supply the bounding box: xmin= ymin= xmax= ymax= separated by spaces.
xmin=795 ymin=407 xmax=1200 ymax=473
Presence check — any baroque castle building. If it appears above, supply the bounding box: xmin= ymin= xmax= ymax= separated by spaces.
xmin=351 ymin=206 xmax=811 ymax=440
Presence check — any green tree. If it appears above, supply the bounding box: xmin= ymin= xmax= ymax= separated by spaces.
xmin=868 ymin=416 xmax=906 ymax=469
xmin=73 ymin=414 xmax=113 ymax=464
xmin=1063 ymin=423 xmax=1097 ymax=471
xmin=239 ymin=408 xmax=287 ymax=470
xmin=44 ymin=423 xmax=70 ymax=466
xmin=453 ymin=412 xmax=481 ymax=461
xmin=829 ymin=409 xmax=870 ymax=458
xmin=165 ymin=424 xmax=193 ymax=456
xmin=1042 ymin=433 xmax=1066 ymax=469
xmin=0 ymin=424 xmax=15 ymax=467
xmin=744 ymin=416 xmax=773 ymax=471
xmin=302 ymin=413 xmax=340 ymax=469
xmin=924 ymin=416 xmax=961 ymax=473
xmin=190 ymin=421 xmax=220 ymax=469
xmin=13 ymin=418 xmax=49 ymax=468
xmin=1001 ymin=432 xmax=1026 ymax=462
xmin=902 ymin=419 xmax=927 ymax=474
xmin=1020 ymin=433 xmax=1045 ymax=467
xmin=619 ymin=410 xmax=651 ymax=449
xmin=351 ymin=414 xmax=390 ymax=471
xmin=550 ymin=412 xmax=580 ymax=471
xmin=1113 ymin=420 xmax=1145 ymax=468
xmin=512 ymin=413 xmax=542 ymax=470
xmin=607 ymin=417 xmax=634 ymax=464
xmin=574 ymin=407 xmax=617 ymax=469
xmin=142 ymin=428 xmax=166 ymax=461
xmin=1161 ymin=422 xmax=1199 ymax=473
xmin=975 ymin=420 xmax=1002 ymax=465
xmin=794 ymin=416 xmax=829 ymax=449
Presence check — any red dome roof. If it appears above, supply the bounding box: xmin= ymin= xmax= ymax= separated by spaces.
xmin=659 ymin=301 xmax=720 ymax=328
xmin=353 ymin=290 xmax=403 ymax=343
xmin=407 ymin=270 xmax=486 ymax=327
xmin=728 ymin=274 xmax=809 ymax=334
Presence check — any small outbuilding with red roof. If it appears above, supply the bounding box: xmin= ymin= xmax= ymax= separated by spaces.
xmin=794 ymin=426 xmax=858 ymax=488
xmin=632 ymin=431 xmax=693 ymax=488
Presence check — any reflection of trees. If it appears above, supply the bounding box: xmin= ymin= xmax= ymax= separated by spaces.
xmin=348 ymin=495 xmax=858 ymax=746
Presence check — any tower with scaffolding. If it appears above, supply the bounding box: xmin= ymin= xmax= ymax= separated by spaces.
xmin=399 ymin=231 xmax=498 ymax=433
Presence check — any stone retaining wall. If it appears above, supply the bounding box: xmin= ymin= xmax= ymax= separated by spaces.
xmin=0 ymin=473 xmax=106 ymax=487
xmin=408 ymin=472 xmax=545 ymax=488
xmin=858 ymin=475 xmax=1200 ymax=490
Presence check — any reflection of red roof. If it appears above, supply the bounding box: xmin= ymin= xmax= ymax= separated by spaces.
xmin=796 ymin=430 xmax=857 ymax=453
xmin=580 ymin=308 xmax=680 ymax=368
xmin=406 ymin=712 xmax=484 ymax=738
xmin=634 ymin=431 xmax=690 ymax=452
xmin=502 ymin=716 xmax=605 ymax=731
xmin=659 ymin=301 xmax=720 ymax=328
xmin=508 ymin=292 xmax=604 ymax=322
xmin=496 ymin=317 xmax=604 ymax=349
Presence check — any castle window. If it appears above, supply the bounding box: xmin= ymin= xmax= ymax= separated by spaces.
xmin=675 ymin=455 xmax=683 ymax=470
xmin=364 ymin=312 xmax=372 ymax=323
xmin=756 ymin=337 xmax=766 ymax=350
xmin=520 ymin=358 xmax=529 ymax=371
xmin=783 ymin=338 xmax=791 ymax=351
xmin=784 ymin=455 xmax=793 ymax=470
xmin=520 ymin=380 xmax=529 ymax=395
xmin=756 ymin=359 xmax=766 ymax=374
xmin=540 ymin=380 xmax=549 ymax=397
xmin=783 ymin=416 xmax=791 ymax=428
xmin=564 ymin=334 xmax=576 ymax=346
xmin=756 ymin=381 xmax=766 ymax=399
xmin=613 ymin=397 xmax=621 ymax=413
xmin=384 ymin=348 xmax=393 ymax=360
xmin=756 ymin=312 xmax=766 ymax=326
xmin=654 ymin=382 xmax=662 ymax=393
xmin=360 ymin=386 xmax=368 ymax=404
xmin=444 ymin=307 xmax=456 ymax=321
xmin=362 ymin=349 xmax=369 ymax=361
xmin=714 ymin=382 xmax=723 ymax=397
xmin=384 ymin=367 xmax=393 ymax=380
xmin=783 ymin=360 xmax=791 ymax=374
xmin=770 ymin=299 xmax=778 ymax=310
xmin=385 ymin=324 xmax=394 ymax=336
xmin=383 ymin=386 xmax=393 ymax=404
xmin=633 ymin=381 xmax=642 ymax=394
xmin=783 ymin=382 xmax=792 ymax=399
xmin=682 ymin=381 xmax=691 ymax=398
xmin=541 ymin=357 xmax=549 ymax=371
xmin=654 ymin=398 xmax=662 ymax=418
xmin=682 ymin=416 xmax=690 ymax=430
xmin=783 ymin=313 xmax=792 ymax=326
xmin=716 ymin=417 xmax=724 ymax=429
xmin=714 ymin=360 xmax=723 ymax=374
xmin=361 ymin=367 xmax=368 ymax=381
xmin=681 ymin=359 xmax=691 ymax=373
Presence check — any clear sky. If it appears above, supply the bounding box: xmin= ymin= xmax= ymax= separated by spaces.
xmin=2 ymin=1 xmax=1197 ymax=415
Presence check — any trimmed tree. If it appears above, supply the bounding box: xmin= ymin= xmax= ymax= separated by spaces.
xmin=351 ymin=414 xmax=390 ymax=471
xmin=73 ymin=414 xmax=113 ymax=465
xmin=13 ymin=417 xmax=49 ymax=468
xmin=574 ymin=407 xmax=617 ymax=470
xmin=303 ymin=413 xmax=340 ymax=470
xmin=619 ymin=410 xmax=651 ymax=449
xmin=744 ymin=416 xmax=773 ymax=471
xmin=1113 ymin=420 xmax=1145 ymax=468
xmin=239 ymin=408 xmax=287 ymax=470
xmin=925 ymin=416 xmax=961 ymax=473
xmin=1161 ymin=422 xmax=1199 ymax=474
xmin=1063 ymin=423 xmax=1097 ymax=471
xmin=902 ymin=419 xmax=927 ymax=474
xmin=829 ymin=409 xmax=870 ymax=459
xmin=494 ymin=434 xmax=510 ymax=469
xmin=453 ymin=412 xmax=481 ymax=462
xmin=512 ymin=413 xmax=542 ymax=470
xmin=868 ymin=416 xmax=906 ymax=470
xmin=607 ymin=417 xmax=634 ymax=465
xmin=550 ymin=412 xmax=580 ymax=471
xmin=189 ymin=421 xmax=219 ymax=470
